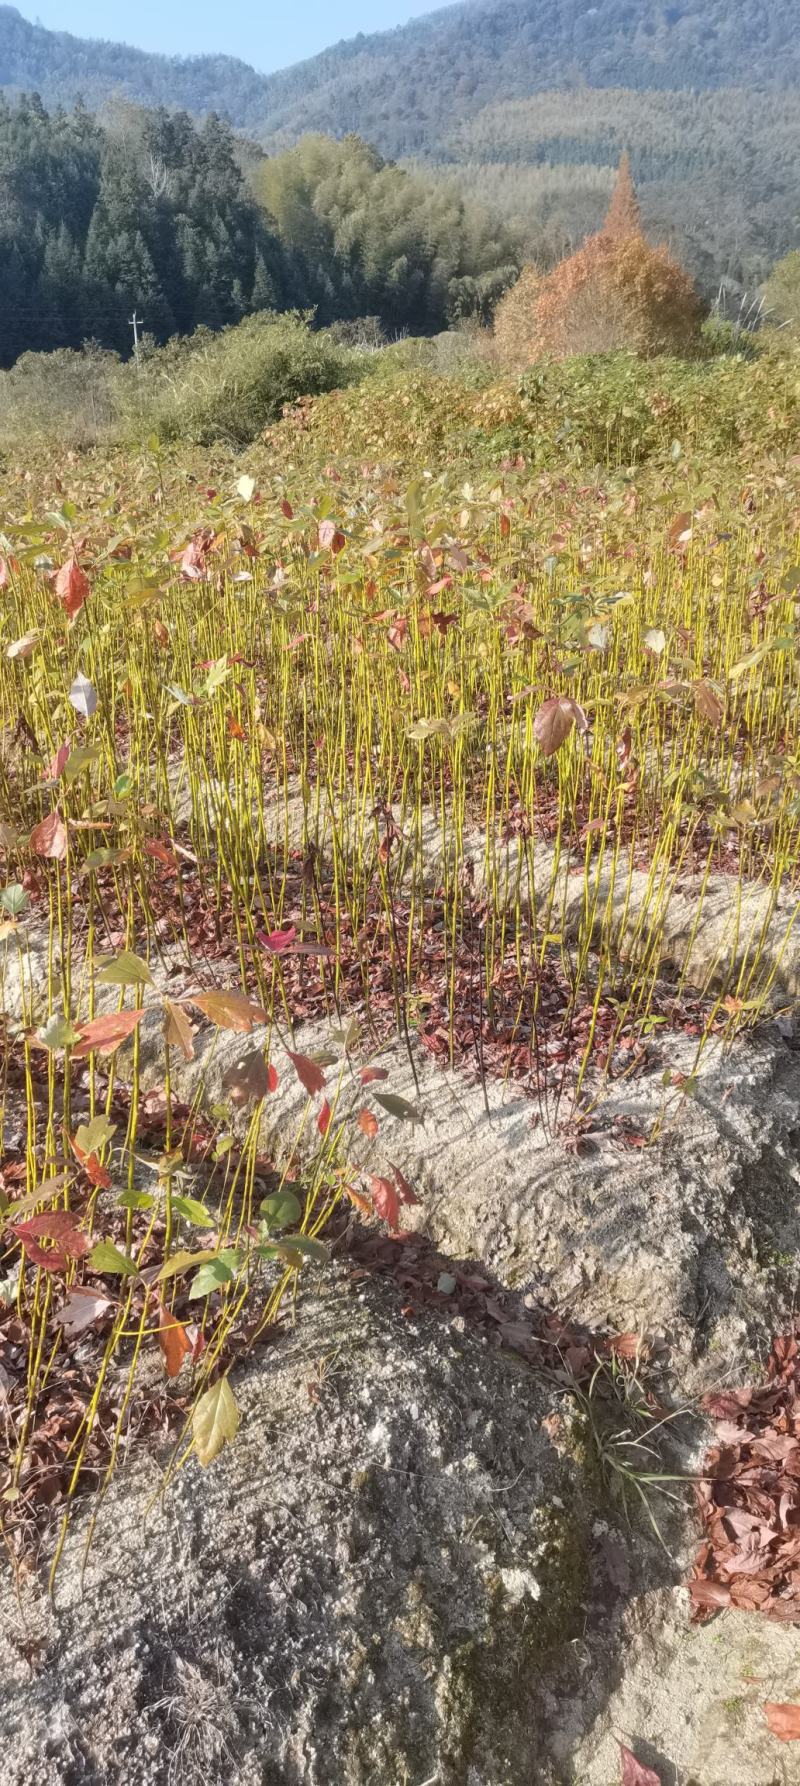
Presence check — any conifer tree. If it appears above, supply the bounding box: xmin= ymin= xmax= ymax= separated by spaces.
xmin=494 ymin=154 xmax=703 ymax=364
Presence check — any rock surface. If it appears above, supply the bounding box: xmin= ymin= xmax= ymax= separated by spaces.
xmin=4 ymin=858 xmax=800 ymax=1780
xmin=1 ymin=1277 xmax=598 ymax=1786
xmin=3 ymin=1273 xmax=799 ymax=1784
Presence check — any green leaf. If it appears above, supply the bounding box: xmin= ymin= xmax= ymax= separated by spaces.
xmin=125 ymin=580 xmax=161 ymax=610
xmin=193 ymin=1375 xmax=239 ymax=1466
xmin=37 ymin=1014 xmax=79 ymax=1051
xmin=259 ymin=1191 xmax=302 ymax=1231
xmin=117 ymin=1188 xmax=154 ymax=1212
xmin=373 ymin=1091 xmax=424 ymax=1124
xmin=275 ymin=1235 xmax=329 ymax=1266
xmin=74 ymin=1115 xmax=117 ymax=1154
xmin=406 ymin=717 xmax=451 ymax=742
xmin=63 ymin=745 xmax=101 ymax=785
xmin=154 ymin=1247 xmax=217 ymax=1284
xmin=203 ymin=656 xmax=231 ymax=697
xmin=188 ymin=1257 xmax=238 ymax=1299
xmin=89 ymin=1241 xmax=138 ymax=1277
xmin=85 ymin=848 xmax=129 ymax=869
xmin=171 ymin=1195 xmax=216 ymax=1229
xmin=0 ymin=883 xmax=29 ymax=917
xmin=114 ymin=772 xmax=132 ymax=798
xmin=96 ymin=950 xmax=154 ymax=988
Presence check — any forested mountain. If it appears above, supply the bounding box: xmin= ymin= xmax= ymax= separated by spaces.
xmin=0 ymin=6 xmax=270 ymax=125
xmin=0 ymin=0 xmax=797 ymax=344
xmin=0 ymin=99 xmax=520 ymax=366
xmin=428 ymin=88 xmax=800 ymax=294
xmin=1 ymin=2 xmax=798 ymax=149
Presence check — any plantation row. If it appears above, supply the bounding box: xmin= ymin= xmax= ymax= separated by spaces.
xmin=0 ymin=345 xmax=798 ymax=1557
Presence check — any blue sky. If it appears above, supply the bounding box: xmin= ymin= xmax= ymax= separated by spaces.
xmin=25 ymin=1 xmax=440 ymax=69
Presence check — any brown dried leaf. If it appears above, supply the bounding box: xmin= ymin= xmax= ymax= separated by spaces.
xmin=221 ymin=1049 xmax=272 ymax=1107
xmin=163 ymin=998 xmax=195 ymax=1061
xmin=694 ymin=681 xmax=724 ymax=728
xmin=190 ymin=989 xmax=268 ymax=1032
xmin=54 ymin=1285 xmax=113 ymax=1336
xmin=30 ymin=808 xmax=68 ymax=861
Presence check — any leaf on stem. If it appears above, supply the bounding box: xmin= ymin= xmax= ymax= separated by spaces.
xmin=30 ymin=808 xmax=68 ymax=860
xmin=193 ymin=1375 xmax=239 ymax=1466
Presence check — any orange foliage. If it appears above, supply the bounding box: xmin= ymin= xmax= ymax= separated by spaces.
xmin=493 ymin=154 xmax=703 ymax=366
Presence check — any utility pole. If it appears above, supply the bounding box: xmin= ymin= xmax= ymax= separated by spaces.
xmin=129 ymin=310 xmax=144 ymax=374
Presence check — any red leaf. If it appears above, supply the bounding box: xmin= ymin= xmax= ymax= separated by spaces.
xmin=370 ymin=1174 xmax=400 ymax=1232
xmin=317 ymin=1099 xmax=332 ymax=1137
xmin=55 ymin=556 xmax=90 ymax=619
xmin=15 ymin=1209 xmax=90 ymax=1272
xmin=68 ymin=1135 xmax=112 ymax=1190
xmin=765 ymin=1704 xmax=800 ymax=1742
xmin=281 ymin=499 xmax=294 ymax=519
xmin=44 ymin=741 xmax=70 ymax=783
xmin=30 ymin=808 xmax=68 ymax=860
xmin=180 ymin=540 xmax=207 ymax=582
xmin=259 ymin=925 xmax=297 ymax=953
xmin=267 ymin=1062 xmax=279 ymax=1093
xmin=390 ymin=1162 xmax=419 ymax=1207
xmin=143 ymin=837 xmax=178 ymax=872
xmin=360 ymin=1067 xmax=389 ymax=1085
xmin=156 ymin=1303 xmax=192 ymax=1378
xmin=357 ymin=1109 xmax=379 ymax=1138
xmin=619 ymin=1745 xmax=661 ymax=1785
xmin=286 ymin=1049 xmax=326 ymax=1096
xmin=72 ymin=1008 xmax=145 ymax=1058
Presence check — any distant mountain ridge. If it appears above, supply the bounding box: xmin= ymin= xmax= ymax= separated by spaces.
xmin=0 ymin=5 xmax=270 ymax=124
xmin=1 ymin=1 xmax=798 ymax=154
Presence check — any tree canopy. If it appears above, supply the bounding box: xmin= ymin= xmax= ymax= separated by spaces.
xmin=254 ymin=134 xmax=519 ymax=334
xmin=0 ymin=100 xmax=522 ymax=368
xmin=494 ymin=157 xmax=703 ymax=363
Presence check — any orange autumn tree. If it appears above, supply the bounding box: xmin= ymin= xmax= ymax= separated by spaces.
xmin=493 ymin=154 xmax=703 ymax=365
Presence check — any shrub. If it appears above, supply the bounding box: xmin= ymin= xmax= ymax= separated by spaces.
xmin=0 ymin=342 xmax=125 ymax=447
xmin=141 ymin=313 xmax=353 ymax=447
xmin=764 ymin=249 xmax=800 ymax=336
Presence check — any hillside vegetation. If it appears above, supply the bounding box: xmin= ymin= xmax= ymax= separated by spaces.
xmin=1 ymin=2 xmax=797 ymax=304
xmin=2 ymin=0 xmax=798 ymax=139
xmin=0 ymin=100 xmax=519 ymax=366
xmin=432 ymin=86 xmax=800 ymax=294
xmin=1 ymin=336 xmax=799 ymax=1569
